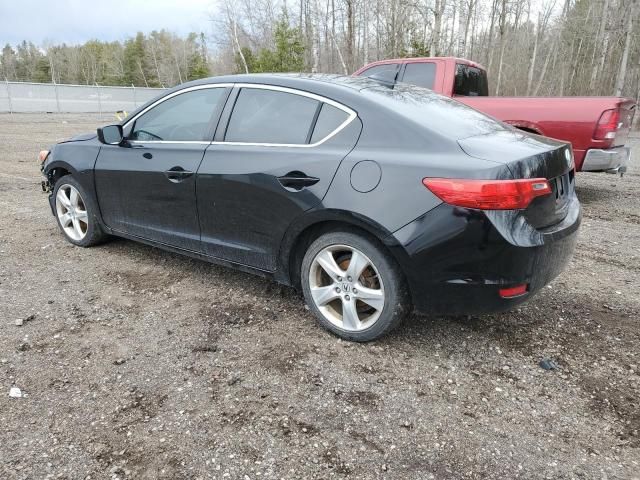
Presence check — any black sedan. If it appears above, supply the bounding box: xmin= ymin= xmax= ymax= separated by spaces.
xmin=39 ymin=74 xmax=581 ymax=341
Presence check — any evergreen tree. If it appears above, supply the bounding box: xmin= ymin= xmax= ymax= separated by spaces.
xmin=33 ymin=57 xmax=51 ymax=83
xmin=235 ymin=8 xmax=306 ymax=74
xmin=1 ymin=44 xmax=17 ymax=80
xmin=123 ymin=32 xmax=150 ymax=86
xmin=186 ymin=32 xmax=210 ymax=80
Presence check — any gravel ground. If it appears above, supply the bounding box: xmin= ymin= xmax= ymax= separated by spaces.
xmin=0 ymin=113 xmax=639 ymax=480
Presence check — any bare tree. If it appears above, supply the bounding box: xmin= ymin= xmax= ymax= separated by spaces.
xmin=614 ymin=0 xmax=636 ymax=96
xmin=5 ymin=0 xmax=640 ymax=101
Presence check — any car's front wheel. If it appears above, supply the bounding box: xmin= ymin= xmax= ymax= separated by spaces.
xmin=53 ymin=176 xmax=107 ymax=247
xmin=301 ymin=230 xmax=410 ymax=342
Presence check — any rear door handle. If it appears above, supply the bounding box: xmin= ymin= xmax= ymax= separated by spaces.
xmin=277 ymin=171 xmax=320 ymax=191
xmin=164 ymin=166 xmax=194 ymax=183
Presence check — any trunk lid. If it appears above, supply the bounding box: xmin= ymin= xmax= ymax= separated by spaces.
xmin=458 ymin=129 xmax=575 ymax=228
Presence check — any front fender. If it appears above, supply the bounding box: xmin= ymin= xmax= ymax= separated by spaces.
xmin=43 ymin=159 xmax=80 ymax=177
xmin=42 ymin=143 xmax=103 ymax=224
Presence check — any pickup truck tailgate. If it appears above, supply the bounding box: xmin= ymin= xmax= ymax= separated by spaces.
xmin=612 ymin=99 xmax=636 ymax=147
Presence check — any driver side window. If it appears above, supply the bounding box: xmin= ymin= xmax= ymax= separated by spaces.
xmin=130 ymin=87 xmax=226 ymax=142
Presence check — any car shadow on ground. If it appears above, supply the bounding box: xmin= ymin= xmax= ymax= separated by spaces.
xmin=98 ymin=234 xmax=551 ymax=355
xmin=575 ymin=181 xmax=620 ymax=204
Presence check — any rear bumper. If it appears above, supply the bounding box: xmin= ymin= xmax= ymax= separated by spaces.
xmin=581 ymin=146 xmax=630 ymax=173
xmin=390 ymin=198 xmax=581 ymax=315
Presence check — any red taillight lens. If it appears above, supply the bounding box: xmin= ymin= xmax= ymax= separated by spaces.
xmin=499 ymin=284 xmax=528 ymax=298
xmin=422 ymin=178 xmax=552 ymax=210
xmin=593 ymin=108 xmax=620 ymax=140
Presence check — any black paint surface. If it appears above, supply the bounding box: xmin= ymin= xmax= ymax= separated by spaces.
xmin=42 ymin=73 xmax=581 ymax=314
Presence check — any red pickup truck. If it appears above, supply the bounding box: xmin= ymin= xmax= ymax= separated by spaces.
xmin=354 ymin=57 xmax=636 ymax=173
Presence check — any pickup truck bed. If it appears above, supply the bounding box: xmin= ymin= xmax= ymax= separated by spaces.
xmin=460 ymin=96 xmax=635 ymax=171
xmin=354 ymin=57 xmax=636 ymax=173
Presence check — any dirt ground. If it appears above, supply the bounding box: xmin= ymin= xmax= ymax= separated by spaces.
xmin=0 ymin=113 xmax=638 ymax=480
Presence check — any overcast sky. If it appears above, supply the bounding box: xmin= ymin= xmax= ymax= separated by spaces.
xmin=0 ymin=0 xmax=215 ymax=46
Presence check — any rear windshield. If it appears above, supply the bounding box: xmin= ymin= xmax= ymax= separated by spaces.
xmin=360 ymin=82 xmax=510 ymax=140
xmin=454 ymin=64 xmax=488 ymax=96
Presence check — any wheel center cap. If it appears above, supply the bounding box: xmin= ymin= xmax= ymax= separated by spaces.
xmin=342 ymin=282 xmax=351 ymax=293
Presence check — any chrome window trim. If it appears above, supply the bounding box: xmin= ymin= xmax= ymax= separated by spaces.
xmin=217 ymin=83 xmax=357 ymax=148
xmin=123 ymin=82 xmax=357 ymax=148
xmin=127 ymin=140 xmax=213 ymax=145
xmin=122 ymin=83 xmax=233 ymax=144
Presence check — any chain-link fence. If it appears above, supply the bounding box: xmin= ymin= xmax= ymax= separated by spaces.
xmin=0 ymin=81 xmax=166 ymax=114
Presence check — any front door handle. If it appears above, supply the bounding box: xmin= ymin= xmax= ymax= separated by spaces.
xmin=277 ymin=171 xmax=320 ymax=191
xmin=164 ymin=166 xmax=194 ymax=183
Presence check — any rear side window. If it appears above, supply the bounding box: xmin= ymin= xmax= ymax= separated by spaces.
xmin=225 ymin=88 xmax=319 ymax=144
xmin=401 ymin=62 xmax=436 ymax=89
xmin=130 ymin=88 xmax=225 ymax=141
xmin=360 ymin=63 xmax=400 ymax=83
xmin=310 ymin=103 xmax=350 ymax=144
xmin=453 ymin=64 xmax=489 ymax=96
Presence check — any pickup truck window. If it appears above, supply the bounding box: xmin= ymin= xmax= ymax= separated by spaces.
xmin=360 ymin=63 xmax=400 ymax=83
xmin=454 ymin=64 xmax=489 ymax=97
xmin=402 ymin=62 xmax=436 ymax=89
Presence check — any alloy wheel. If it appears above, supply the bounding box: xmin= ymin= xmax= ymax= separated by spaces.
xmin=308 ymin=244 xmax=385 ymax=331
xmin=56 ymin=184 xmax=88 ymax=241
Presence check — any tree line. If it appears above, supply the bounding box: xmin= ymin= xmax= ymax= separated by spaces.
xmin=214 ymin=0 xmax=639 ymax=98
xmin=1 ymin=0 xmax=639 ymax=100
xmin=1 ymin=31 xmax=209 ymax=87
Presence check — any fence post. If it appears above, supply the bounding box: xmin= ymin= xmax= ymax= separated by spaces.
xmin=53 ymin=80 xmax=61 ymax=113
xmin=5 ymin=78 xmax=12 ymax=114
xmin=132 ymin=83 xmax=136 ymax=108
xmin=95 ymin=83 xmax=102 ymax=119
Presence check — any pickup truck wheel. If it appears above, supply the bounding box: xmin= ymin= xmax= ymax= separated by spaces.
xmin=301 ymin=230 xmax=411 ymax=342
xmin=53 ymin=176 xmax=107 ymax=247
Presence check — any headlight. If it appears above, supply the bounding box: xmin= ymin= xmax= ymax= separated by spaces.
xmin=38 ymin=150 xmax=50 ymax=164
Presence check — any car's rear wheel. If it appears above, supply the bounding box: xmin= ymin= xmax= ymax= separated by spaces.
xmin=53 ymin=176 xmax=107 ymax=247
xmin=301 ymin=230 xmax=410 ymax=341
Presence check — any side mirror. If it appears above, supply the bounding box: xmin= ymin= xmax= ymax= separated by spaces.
xmin=97 ymin=124 xmax=124 ymax=145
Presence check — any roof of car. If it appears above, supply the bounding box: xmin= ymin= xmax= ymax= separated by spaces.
xmin=122 ymin=73 xmax=387 ymax=125
xmin=177 ymin=73 xmax=379 ymax=93
xmin=120 ymin=70 xmax=509 ymax=148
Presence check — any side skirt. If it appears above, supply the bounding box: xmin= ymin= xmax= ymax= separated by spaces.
xmin=108 ymin=229 xmax=283 ymax=284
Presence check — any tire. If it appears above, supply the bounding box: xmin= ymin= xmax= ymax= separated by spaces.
xmin=301 ymin=229 xmax=411 ymax=342
xmin=53 ymin=175 xmax=108 ymax=247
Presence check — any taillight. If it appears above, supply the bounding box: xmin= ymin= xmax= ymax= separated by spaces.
xmin=593 ymin=108 xmax=621 ymax=140
xmin=422 ymin=178 xmax=551 ymax=210
xmin=499 ymin=284 xmax=528 ymax=298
